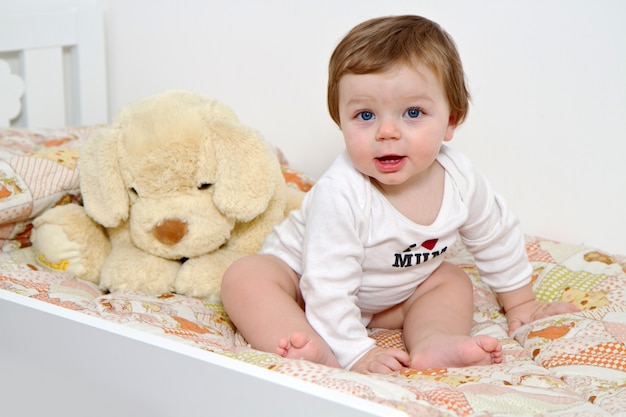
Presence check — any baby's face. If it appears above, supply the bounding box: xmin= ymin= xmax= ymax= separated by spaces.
xmin=337 ymin=63 xmax=456 ymax=188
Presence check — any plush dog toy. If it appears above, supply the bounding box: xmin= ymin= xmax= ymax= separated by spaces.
xmin=31 ymin=90 xmax=301 ymax=301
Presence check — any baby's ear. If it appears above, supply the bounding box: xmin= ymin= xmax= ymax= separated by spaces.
xmin=444 ymin=116 xmax=457 ymax=142
xmin=209 ymin=120 xmax=279 ymax=222
xmin=79 ymin=126 xmax=130 ymax=227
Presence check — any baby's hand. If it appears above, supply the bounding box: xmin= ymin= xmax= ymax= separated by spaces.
xmin=506 ymin=300 xmax=580 ymax=335
xmin=350 ymin=346 xmax=410 ymax=374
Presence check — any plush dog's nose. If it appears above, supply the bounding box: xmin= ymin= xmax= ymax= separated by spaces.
xmin=153 ymin=219 xmax=188 ymax=245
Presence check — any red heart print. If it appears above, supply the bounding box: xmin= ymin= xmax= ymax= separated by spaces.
xmin=421 ymin=239 xmax=438 ymax=250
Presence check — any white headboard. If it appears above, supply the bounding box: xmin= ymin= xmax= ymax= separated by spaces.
xmin=0 ymin=2 xmax=109 ymax=128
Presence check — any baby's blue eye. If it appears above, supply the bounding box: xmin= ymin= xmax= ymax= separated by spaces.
xmin=405 ymin=108 xmax=421 ymax=118
xmin=358 ymin=111 xmax=374 ymax=121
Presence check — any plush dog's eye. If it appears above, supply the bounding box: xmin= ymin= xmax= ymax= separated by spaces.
xmin=198 ymin=183 xmax=212 ymax=190
xmin=129 ymin=187 xmax=139 ymax=196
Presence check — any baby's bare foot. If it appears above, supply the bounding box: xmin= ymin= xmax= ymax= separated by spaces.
xmin=410 ymin=334 xmax=502 ymax=370
xmin=276 ymin=332 xmax=340 ymax=368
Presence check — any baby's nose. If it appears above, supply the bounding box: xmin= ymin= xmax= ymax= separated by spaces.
xmin=153 ymin=218 xmax=188 ymax=245
xmin=376 ymin=117 xmax=400 ymax=140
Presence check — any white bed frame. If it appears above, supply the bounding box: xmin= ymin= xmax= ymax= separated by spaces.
xmin=0 ymin=2 xmax=108 ymax=127
xmin=0 ymin=4 xmax=404 ymax=416
xmin=1 ymin=292 xmax=401 ymax=417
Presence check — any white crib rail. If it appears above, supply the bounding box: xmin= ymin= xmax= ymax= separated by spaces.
xmin=0 ymin=4 xmax=108 ymax=128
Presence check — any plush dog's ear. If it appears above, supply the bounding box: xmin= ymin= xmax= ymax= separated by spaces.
xmin=79 ymin=126 xmax=129 ymax=227
xmin=208 ymin=120 xmax=279 ymax=222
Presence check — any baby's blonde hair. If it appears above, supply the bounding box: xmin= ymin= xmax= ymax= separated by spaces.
xmin=327 ymin=15 xmax=470 ymax=126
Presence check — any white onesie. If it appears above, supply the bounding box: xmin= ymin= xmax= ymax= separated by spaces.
xmin=260 ymin=144 xmax=531 ymax=368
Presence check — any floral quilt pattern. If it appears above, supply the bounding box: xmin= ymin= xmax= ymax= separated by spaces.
xmin=0 ymin=127 xmax=97 ymax=251
xmin=1 ymin=236 xmax=625 ymax=416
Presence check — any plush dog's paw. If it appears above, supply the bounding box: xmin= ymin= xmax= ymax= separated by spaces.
xmin=175 ymin=254 xmax=235 ymax=301
xmin=32 ymin=204 xmax=110 ymax=284
xmin=100 ymin=251 xmax=180 ymax=295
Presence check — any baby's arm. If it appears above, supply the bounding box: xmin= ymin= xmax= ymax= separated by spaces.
xmin=349 ymin=346 xmax=411 ymax=374
xmin=497 ymin=282 xmax=580 ymax=334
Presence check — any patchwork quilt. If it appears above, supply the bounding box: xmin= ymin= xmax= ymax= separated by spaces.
xmin=1 ymin=236 xmax=625 ymax=416
xmin=1 ymin=126 xmax=625 ymax=416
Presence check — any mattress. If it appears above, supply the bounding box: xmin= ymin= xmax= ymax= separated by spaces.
xmin=1 ymin=126 xmax=625 ymax=416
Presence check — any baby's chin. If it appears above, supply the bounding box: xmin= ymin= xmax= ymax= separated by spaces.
xmin=368 ymin=174 xmax=411 ymax=189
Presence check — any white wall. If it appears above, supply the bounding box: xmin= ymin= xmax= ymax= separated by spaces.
xmin=72 ymin=0 xmax=626 ymax=254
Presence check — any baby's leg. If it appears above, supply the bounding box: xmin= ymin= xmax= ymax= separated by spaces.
xmin=401 ymin=262 xmax=502 ymax=369
xmin=221 ymin=254 xmax=340 ymax=368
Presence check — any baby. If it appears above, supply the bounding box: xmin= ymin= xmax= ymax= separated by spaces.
xmin=221 ymin=15 xmax=579 ymax=374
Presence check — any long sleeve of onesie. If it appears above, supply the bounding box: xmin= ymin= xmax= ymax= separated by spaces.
xmin=298 ymin=177 xmax=377 ymax=369
xmin=438 ymin=147 xmax=532 ymax=292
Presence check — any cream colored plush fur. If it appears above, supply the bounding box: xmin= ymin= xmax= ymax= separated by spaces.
xmin=32 ymin=90 xmax=300 ymax=301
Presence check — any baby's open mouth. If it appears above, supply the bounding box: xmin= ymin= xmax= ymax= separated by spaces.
xmin=375 ymin=155 xmax=406 ymax=172
xmin=376 ymin=155 xmax=404 ymax=164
